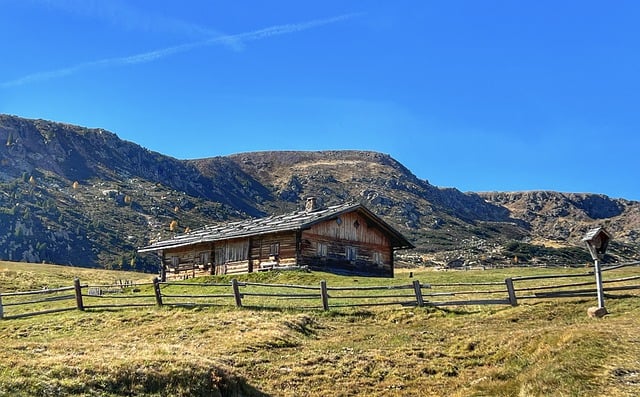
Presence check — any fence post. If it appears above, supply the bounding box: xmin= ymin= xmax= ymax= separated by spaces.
xmin=160 ymin=266 xmax=167 ymax=283
xmin=0 ymin=293 xmax=3 ymax=319
xmin=320 ymin=280 xmax=329 ymax=311
xmin=231 ymin=279 xmax=242 ymax=307
xmin=74 ymin=278 xmax=84 ymax=311
xmin=412 ymin=280 xmax=424 ymax=307
xmin=153 ymin=277 xmax=163 ymax=306
xmin=505 ymin=278 xmax=518 ymax=306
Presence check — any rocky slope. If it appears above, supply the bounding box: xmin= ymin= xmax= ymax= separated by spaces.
xmin=0 ymin=115 xmax=249 ymax=270
xmin=0 ymin=114 xmax=638 ymax=270
xmin=480 ymin=191 xmax=640 ymax=258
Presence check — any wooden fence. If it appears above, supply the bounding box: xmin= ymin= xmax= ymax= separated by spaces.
xmin=1 ymin=261 xmax=638 ymax=320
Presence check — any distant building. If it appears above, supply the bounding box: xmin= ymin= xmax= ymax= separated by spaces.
xmin=138 ymin=199 xmax=414 ymax=279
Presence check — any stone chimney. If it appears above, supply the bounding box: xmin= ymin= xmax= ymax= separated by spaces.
xmin=305 ymin=197 xmax=320 ymax=212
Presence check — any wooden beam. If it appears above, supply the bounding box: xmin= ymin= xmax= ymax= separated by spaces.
xmin=153 ymin=277 xmax=163 ymax=306
xmin=232 ymin=279 xmax=243 ymax=307
xmin=320 ymin=280 xmax=329 ymax=311
xmin=505 ymin=278 xmax=518 ymax=306
xmin=413 ymin=280 xmax=424 ymax=307
xmin=73 ymin=278 xmax=84 ymax=311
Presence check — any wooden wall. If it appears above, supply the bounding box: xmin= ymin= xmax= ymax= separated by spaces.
xmin=301 ymin=211 xmax=394 ymax=276
xmin=161 ymin=210 xmax=396 ymax=278
xmin=162 ymin=233 xmax=300 ymax=276
xmin=249 ymin=232 xmax=298 ymax=270
xmin=162 ymin=242 xmax=214 ymax=279
xmin=308 ymin=212 xmax=391 ymax=246
xmin=213 ymin=238 xmax=250 ymax=275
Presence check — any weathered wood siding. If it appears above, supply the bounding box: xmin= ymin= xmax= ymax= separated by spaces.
xmin=163 ymin=238 xmax=251 ymax=277
xmin=300 ymin=211 xmax=394 ymax=276
xmin=163 ymin=233 xmax=302 ymax=277
xmin=162 ymin=242 xmax=214 ymax=279
xmin=212 ymin=238 xmax=250 ymax=275
xmin=161 ymin=210 xmax=398 ymax=278
xmin=249 ymin=232 xmax=298 ymax=270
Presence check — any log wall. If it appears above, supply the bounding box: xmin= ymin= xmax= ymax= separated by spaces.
xmin=250 ymin=232 xmax=299 ymax=270
xmin=162 ymin=242 xmax=213 ymax=278
xmin=161 ymin=211 xmax=397 ymax=277
xmin=301 ymin=212 xmax=394 ymax=276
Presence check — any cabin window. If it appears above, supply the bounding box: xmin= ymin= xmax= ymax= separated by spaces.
xmin=269 ymin=243 xmax=280 ymax=257
xmin=227 ymin=241 xmax=249 ymax=262
xmin=346 ymin=246 xmax=358 ymax=261
xmin=373 ymin=252 xmax=383 ymax=265
xmin=317 ymin=242 xmax=328 ymax=258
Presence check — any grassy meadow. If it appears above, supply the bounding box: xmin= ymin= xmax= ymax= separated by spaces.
xmin=0 ymin=261 xmax=639 ymax=396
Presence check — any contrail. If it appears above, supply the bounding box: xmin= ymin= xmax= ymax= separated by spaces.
xmin=236 ymin=13 xmax=363 ymax=42
xmin=27 ymin=0 xmax=244 ymax=50
xmin=1 ymin=13 xmax=362 ymax=88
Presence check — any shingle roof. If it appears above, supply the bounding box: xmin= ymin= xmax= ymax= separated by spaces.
xmin=138 ymin=202 xmax=414 ymax=253
xmin=581 ymin=227 xmax=612 ymax=242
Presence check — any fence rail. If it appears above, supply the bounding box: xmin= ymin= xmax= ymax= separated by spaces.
xmin=1 ymin=261 xmax=639 ymax=319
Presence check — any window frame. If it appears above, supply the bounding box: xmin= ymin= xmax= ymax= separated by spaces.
xmin=269 ymin=242 xmax=280 ymax=258
xmin=345 ymin=246 xmax=358 ymax=261
xmin=317 ymin=242 xmax=328 ymax=258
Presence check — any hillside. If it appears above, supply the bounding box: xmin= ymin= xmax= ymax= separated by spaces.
xmin=0 ymin=114 xmax=638 ymax=270
xmin=1 ymin=261 xmax=639 ymax=396
xmin=0 ymin=115 xmax=252 ymax=270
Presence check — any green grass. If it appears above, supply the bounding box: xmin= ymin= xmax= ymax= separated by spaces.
xmin=1 ymin=261 xmax=639 ymax=396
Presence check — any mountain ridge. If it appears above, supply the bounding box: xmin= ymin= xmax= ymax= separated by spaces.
xmin=1 ymin=114 xmax=638 ymax=270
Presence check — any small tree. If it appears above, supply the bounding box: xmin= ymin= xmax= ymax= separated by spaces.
xmin=169 ymin=220 xmax=178 ymax=232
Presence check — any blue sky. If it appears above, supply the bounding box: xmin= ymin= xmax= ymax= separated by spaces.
xmin=1 ymin=1 xmax=639 ymax=200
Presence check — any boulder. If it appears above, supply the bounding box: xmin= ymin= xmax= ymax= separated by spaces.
xmin=587 ymin=306 xmax=608 ymax=318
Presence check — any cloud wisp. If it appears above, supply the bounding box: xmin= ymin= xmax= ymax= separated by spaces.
xmin=1 ymin=12 xmax=362 ymax=88
xmin=33 ymin=0 xmax=244 ymax=50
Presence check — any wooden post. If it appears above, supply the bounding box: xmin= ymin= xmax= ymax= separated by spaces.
xmin=505 ymin=278 xmax=517 ymax=306
xmin=0 ymin=293 xmax=4 ymax=319
xmin=160 ymin=266 xmax=167 ymax=283
xmin=594 ymin=259 xmax=606 ymax=309
xmin=153 ymin=277 xmax=163 ymax=306
xmin=412 ymin=280 xmax=424 ymax=307
xmin=232 ymin=279 xmax=242 ymax=307
xmin=320 ymin=280 xmax=329 ymax=311
xmin=74 ymin=278 xmax=84 ymax=311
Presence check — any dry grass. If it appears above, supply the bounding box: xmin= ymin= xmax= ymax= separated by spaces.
xmin=528 ymin=238 xmax=571 ymax=249
xmin=0 ymin=261 xmax=150 ymax=292
xmin=0 ymin=262 xmax=639 ymax=396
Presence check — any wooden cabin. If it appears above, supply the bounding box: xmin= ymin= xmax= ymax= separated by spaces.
xmin=138 ymin=199 xmax=414 ymax=280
